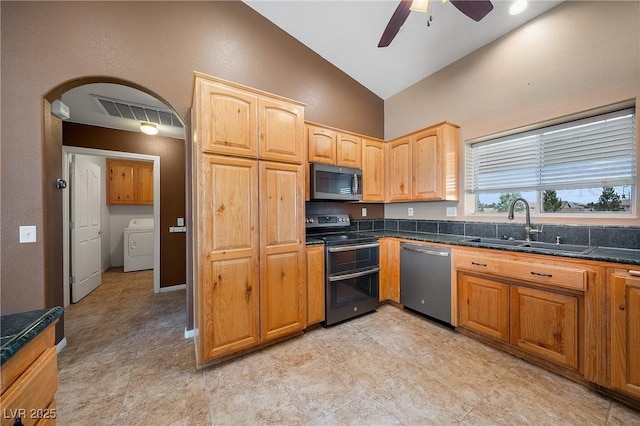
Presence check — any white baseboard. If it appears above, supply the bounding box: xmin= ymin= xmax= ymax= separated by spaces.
xmin=56 ymin=337 xmax=68 ymax=353
xmin=159 ymin=284 xmax=186 ymax=293
xmin=184 ymin=327 xmax=195 ymax=339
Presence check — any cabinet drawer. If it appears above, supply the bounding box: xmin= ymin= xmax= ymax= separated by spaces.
xmin=1 ymin=347 xmax=57 ymax=426
xmin=455 ymin=252 xmax=587 ymax=291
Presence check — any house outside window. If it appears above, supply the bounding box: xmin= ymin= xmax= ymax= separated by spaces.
xmin=466 ymin=107 xmax=636 ymax=216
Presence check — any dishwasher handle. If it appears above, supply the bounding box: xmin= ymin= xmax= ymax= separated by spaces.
xmin=401 ymin=244 xmax=450 ymax=257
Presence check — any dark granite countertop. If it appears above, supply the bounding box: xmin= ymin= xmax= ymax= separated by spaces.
xmin=305 ymin=237 xmax=324 ymax=246
xmin=1 ymin=307 xmax=63 ymax=365
xmin=359 ymin=231 xmax=640 ymax=266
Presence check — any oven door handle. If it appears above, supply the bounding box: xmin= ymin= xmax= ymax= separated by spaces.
xmin=328 ymin=242 xmax=380 ymax=253
xmin=329 ymin=267 xmax=380 ymax=282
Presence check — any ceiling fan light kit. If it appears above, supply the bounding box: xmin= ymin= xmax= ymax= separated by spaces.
xmin=378 ymin=0 xmax=494 ymax=48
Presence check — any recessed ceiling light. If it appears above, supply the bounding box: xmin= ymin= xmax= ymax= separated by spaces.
xmin=510 ymin=0 xmax=528 ymax=15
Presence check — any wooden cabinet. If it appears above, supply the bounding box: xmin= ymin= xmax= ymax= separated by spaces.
xmin=455 ymin=248 xmax=585 ymax=370
xmin=107 ymin=159 xmax=153 ymax=205
xmin=337 ymin=134 xmax=362 ymax=168
xmin=306 ymin=244 xmax=325 ymax=325
xmin=609 ymin=269 xmax=640 ymax=399
xmin=458 ymin=273 xmax=510 ymax=342
xmin=258 ymin=98 xmax=305 ymax=164
xmin=386 ymin=122 xmax=460 ymax=202
xmin=386 ymin=137 xmax=412 ymax=201
xmin=194 ymin=78 xmax=258 ymax=158
xmin=306 ymin=123 xmax=362 ymax=168
xmin=197 ymin=155 xmax=260 ymax=361
xmin=511 ymin=285 xmax=578 ymax=368
xmin=192 ymin=73 xmax=306 ymax=366
xmin=194 ymin=74 xmax=304 ymax=163
xmin=307 ymin=125 xmax=336 ymax=164
xmin=259 ymin=161 xmax=306 ymax=342
xmin=379 ymin=238 xmax=400 ymax=303
xmin=1 ymin=323 xmax=58 ymax=426
xmin=362 ymin=139 xmax=385 ymax=202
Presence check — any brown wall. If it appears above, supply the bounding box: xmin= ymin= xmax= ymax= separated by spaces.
xmin=0 ymin=1 xmax=383 ymax=321
xmin=63 ymin=123 xmax=186 ymax=288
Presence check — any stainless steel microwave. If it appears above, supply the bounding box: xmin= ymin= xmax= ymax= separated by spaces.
xmin=309 ymin=163 xmax=363 ymax=201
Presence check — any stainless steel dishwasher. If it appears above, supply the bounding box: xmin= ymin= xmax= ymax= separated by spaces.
xmin=400 ymin=242 xmax=451 ymax=325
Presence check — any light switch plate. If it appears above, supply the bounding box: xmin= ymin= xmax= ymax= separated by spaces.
xmin=19 ymin=226 xmax=36 ymax=243
xmin=361 ymin=208 xmax=367 ymax=217
xmin=177 ymin=218 xmax=184 ymax=226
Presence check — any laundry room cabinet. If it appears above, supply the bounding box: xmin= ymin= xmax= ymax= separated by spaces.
xmin=106 ymin=159 xmax=154 ymax=205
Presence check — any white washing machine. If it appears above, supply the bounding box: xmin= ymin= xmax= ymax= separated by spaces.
xmin=123 ymin=218 xmax=154 ymax=272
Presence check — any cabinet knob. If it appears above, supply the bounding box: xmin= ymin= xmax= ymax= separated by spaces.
xmin=619 ymin=305 xmax=625 ymax=311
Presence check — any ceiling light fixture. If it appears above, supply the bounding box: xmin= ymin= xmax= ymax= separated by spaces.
xmin=509 ymin=0 xmax=528 ymax=15
xmin=139 ymin=122 xmax=158 ymax=135
xmin=410 ymin=0 xmax=430 ymax=13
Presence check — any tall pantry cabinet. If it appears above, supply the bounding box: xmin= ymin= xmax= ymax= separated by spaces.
xmin=192 ymin=73 xmax=306 ymax=367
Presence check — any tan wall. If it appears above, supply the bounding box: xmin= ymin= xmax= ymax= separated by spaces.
xmin=0 ymin=1 xmax=383 ymax=316
xmin=384 ymin=1 xmax=639 ymax=224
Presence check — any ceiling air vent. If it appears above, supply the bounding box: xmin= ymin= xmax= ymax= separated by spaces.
xmin=93 ymin=95 xmax=183 ymax=128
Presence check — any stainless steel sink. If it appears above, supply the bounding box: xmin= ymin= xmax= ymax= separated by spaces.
xmin=464 ymin=237 xmax=596 ymax=254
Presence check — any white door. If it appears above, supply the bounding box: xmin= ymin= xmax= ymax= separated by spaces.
xmin=71 ymin=155 xmax=102 ymax=303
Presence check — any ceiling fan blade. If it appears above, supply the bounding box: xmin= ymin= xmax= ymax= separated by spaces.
xmin=450 ymin=0 xmax=493 ymax=22
xmin=378 ymin=0 xmax=413 ymax=48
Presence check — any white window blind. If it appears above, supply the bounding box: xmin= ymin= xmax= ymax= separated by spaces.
xmin=466 ymin=108 xmax=636 ymax=193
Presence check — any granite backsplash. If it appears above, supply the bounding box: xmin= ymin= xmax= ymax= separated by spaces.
xmin=351 ymin=219 xmax=640 ymax=250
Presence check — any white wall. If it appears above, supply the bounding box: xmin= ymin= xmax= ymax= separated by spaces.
xmin=384 ymin=1 xmax=639 ymax=225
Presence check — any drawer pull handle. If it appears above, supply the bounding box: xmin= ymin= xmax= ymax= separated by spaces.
xmin=629 ymin=270 xmax=640 ymax=277
xmin=471 ymin=262 xmax=487 ymax=267
xmin=531 ymin=271 xmax=553 ymax=278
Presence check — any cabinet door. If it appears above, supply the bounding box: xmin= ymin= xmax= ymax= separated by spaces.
xmin=458 ymin=273 xmax=510 ymax=342
xmin=307 ymin=125 xmax=337 ymax=164
xmin=107 ymin=159 xmax=136 ymax=204
xmin=197 ymin=155 xmax=260 ymax=363
xmin=260 ymin=161 xmax=306 ymax=341
xmin=412 ymin=130 xmax=442 ymax=200
xmin=510 ymin=286 xmax=578 ymax=369
xmin=196 ymin=78 xmax=258 ymax=158
xmin=610 ymin=270 xmax=640 ymax=399
xmin=136 ymin=162 xmax=154 ymax=205
xmin=337 ymin=134 xmax=362 ymax=168
xmin=362 ymin=139 xmax=385 ymax=202
xmin=306 ymin=244 xmax=325 ymax=325
xmin=259 ymin=98 xmax=304 ymax=164
xmin=380 ymin=238 xmax=400 ymax=303
xmin=386 ymin=137 xmax=412 ymax=201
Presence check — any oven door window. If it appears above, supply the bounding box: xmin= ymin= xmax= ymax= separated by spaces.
xmin=327 ymin=243 xmax=379 ymax=274
xmin=328 ymin=269 xmax=379 ymax=310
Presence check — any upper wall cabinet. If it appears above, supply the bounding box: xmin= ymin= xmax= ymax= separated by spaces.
xmin=306 ymin=123 xmax=362 ymax=168
xmin=386 ymin=122 xmax=460 ymax=202
xmin=194 ymin=74 xmax=305 ymax=164
xmin=107 ymin=159 xmax=153 ymax=205
xmin=362 ymin=139 xmax=385 ymax=202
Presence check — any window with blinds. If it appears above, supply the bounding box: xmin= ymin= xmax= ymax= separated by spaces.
xmin=467 ymin=107 xmax=636 ymax=214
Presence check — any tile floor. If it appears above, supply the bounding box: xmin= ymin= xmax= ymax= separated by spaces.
xmin=57 ymin=268 xmax=640 ymax=425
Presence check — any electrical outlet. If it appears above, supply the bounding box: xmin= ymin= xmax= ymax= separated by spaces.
xmin=446 ymin=207 xmax=457 ymax=217
xmin=407 ymin=207 xmax=414 ymax=217
xmin=361 ymin=208 xmax=367 ymax=217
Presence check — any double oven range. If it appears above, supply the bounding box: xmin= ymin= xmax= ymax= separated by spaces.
xmin=306 ymin=214 xmax=380 ymax=326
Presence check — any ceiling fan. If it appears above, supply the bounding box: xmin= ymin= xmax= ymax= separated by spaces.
xmin=378 ymin=0 xmax=494 ymax=47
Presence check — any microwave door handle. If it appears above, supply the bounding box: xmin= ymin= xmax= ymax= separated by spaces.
xmin=352 ymin=174 xmax=359 ymax=195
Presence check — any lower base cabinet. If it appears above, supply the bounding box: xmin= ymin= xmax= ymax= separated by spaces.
xmin=510 ymin=286 xmax=578 ymax=369
xmin=609 ymin=269 xmax=640 ymax=399
xmin=379 ymin=238 xmax=400 ymax=303
xmin=306 ymin=244 xmax=325 ymax=325
xmin=457 ymin=272 xmax=579 ymax=369
xmin=458 ymin=274 xmax=510 ymax=342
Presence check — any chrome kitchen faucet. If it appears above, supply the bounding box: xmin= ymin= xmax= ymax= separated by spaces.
xmin=507 ymin=197 xmax=542 ymax=242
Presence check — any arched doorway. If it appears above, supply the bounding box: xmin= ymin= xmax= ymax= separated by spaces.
xmin=43 ymin=77 xmax=192 ymax=344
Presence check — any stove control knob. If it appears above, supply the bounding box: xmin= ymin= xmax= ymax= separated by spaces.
xmin=309 ymin=218 xmax=314 ymax=223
